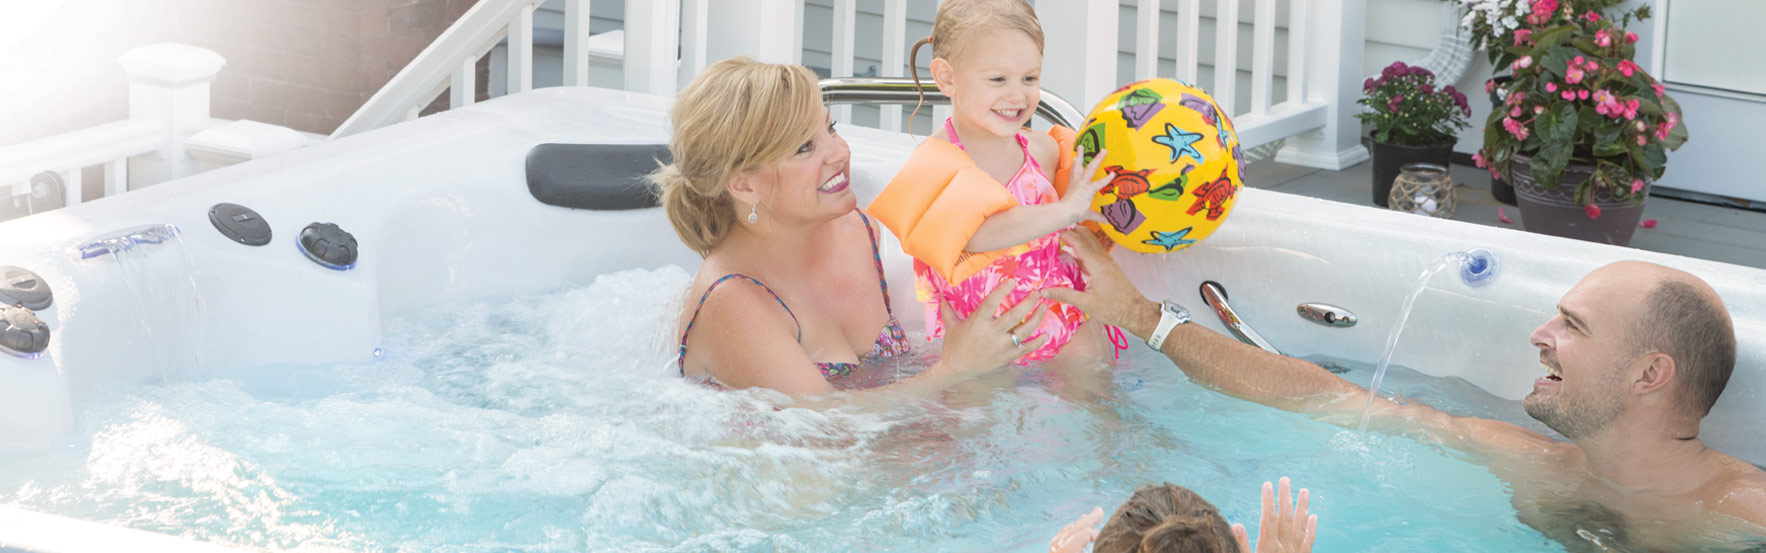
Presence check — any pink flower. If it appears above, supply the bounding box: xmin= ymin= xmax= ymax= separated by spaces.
xmin=1364 ymin=77 xmax=1377 ymax=92
xmin=1665 ymin=111 xmax=1680 ymax=129
xmin=1655 ymin=123 xmax=1671 ymax=140
xmin=1420 ymin=83 xmax=1435 ymax=95
xmin=1623 ymin=98 xmax=1640 ymax=119
xmin=1534 ymin=105 xmax=1546 ymax=114
xmin=1566 ymin=66 xmax=1586 ymax=84
xmin=1631 ymin=179 xmax=1645 ymax=193
xmin=1562 ymin=89 xmax=1577 ymax=101
xmin=1652 ymin=83 xmax=1666 ymax=99
xmin=1635 ymin=120 xmax=1647 ymax=133
xmin=1513 ymin=56 xmax=1534 ymax=70
xmin=1585 ymin=61 xmax=1599 ymax=72
xmin=1595 ymin=30 xmax=1613 ymax=48
xmin=1636 ymin=135 xmax=1648 ymax=146
xmin=1509 ymin=106 xmax=1522 ymax=117
xmin=1626 ymin=31 xmax=1640 ymax=44
xmin=1485 ymin=79 xmax=1497 ymax=94
xmin=1497 ymin=207 xmax=1514 ymax=224
xmin=1503 ymin=117 xmax=1531 ymax=141
xmin=1531 ymin=0 xmax=1560 ymax=24
xmin=1640 ymin=219 xmax=1657 ymax=229
xmin=1585 ymin=204 xmax=1602 ymax=219
xmin=1593 ymin=90 xmax=1619 ymax=116
xmin=1472 ymin=153 xmax=1486 ymax=168
xmin=1388 ymin=95 xmax=1404 ymax=113
xmin=1617 ymin=60 xmax=1638 ymax=77
xmin=1584 ymin=11 xmax=1601 ymax=22
xmin=1546 ymin=82 xmax=1559 ymax=92
xmin=1579 ymin=89 xmax=1591 ymax=100
xmin=1514 ymin=29 xmax=1534 ymax=47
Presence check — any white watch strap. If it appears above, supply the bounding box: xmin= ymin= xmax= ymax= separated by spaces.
xmin=1148 ymin=302 xmax=1180 ymax=350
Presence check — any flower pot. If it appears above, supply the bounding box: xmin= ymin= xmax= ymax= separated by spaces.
xmin=1369 ymin=138 xmax=1455 ymax=208
xmin=1509 ymin=155 xmax=1648 ymax=246
xmin=1485 ymin=75 xmax=1519 ymax=206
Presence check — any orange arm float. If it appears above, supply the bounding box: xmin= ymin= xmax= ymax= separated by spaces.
xmin=868 ymin=126 xmax=1100 ymax=285
xmin=867 ymin=138 xmax=1018 ymax=284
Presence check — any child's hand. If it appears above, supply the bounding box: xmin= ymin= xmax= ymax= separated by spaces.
xmin=1059 ymin=147 xmax=1112 ymax=227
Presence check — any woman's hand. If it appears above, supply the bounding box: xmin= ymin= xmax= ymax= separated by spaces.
xmin=1049 ymin=506 xmax=1104 ymax=553
xmin=1232 ymin=477 xmax=1318 ymax=553
xmin=1057 ymin=148 xmax=1112 ymax=227
xmin=937 ymin=278 xmax=1050 ymax=373
xmin=1041 ymin=228 xmax=1160 ymax=338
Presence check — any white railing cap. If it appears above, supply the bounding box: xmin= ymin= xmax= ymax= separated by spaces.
xmin=117 ymin=42 xmax=226 ymax=87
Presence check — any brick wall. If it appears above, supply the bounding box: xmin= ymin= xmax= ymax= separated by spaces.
xmin=1 ymin=0 xmax=483 ymax=146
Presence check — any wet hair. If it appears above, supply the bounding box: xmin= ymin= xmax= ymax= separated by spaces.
xmin=646 ymin=56 xmax=823 ymax=255
xmin=1093 ymin=483 xmax=1241 ymax=553
xmin=907 ymin=0 xmax=1045 ymax=126
xmin=1633 ymin=279 xmax=1737 ymax=418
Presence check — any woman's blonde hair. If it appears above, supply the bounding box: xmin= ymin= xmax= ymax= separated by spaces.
xmin=647 ymin=56 xmax=824 ymax=254
xmin=908 ymin=0 xmax=1045 ymax=123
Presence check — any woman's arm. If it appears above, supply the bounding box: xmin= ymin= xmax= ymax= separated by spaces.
xmin=963 ymin=148 xmax=1112 ymax=252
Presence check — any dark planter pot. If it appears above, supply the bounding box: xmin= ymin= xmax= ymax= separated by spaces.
xmin=1486 ymin=75 xmax=1519 ymax=206
xmin=1369 ymin=138 xmax=1455 ymax=207
xmin=1509 ymin=155 xmax=1648 ymax=246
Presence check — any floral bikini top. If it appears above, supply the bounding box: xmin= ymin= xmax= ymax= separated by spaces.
xmin=677 ymin=211 xmax=913 ymax=383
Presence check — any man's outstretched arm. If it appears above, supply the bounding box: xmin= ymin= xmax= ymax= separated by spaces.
xmin=1043 ymin=230 xmax=1556 ymax=461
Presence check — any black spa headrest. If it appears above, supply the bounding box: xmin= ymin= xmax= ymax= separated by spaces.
xmin=525 ymin=143 xmax=672 ymax=210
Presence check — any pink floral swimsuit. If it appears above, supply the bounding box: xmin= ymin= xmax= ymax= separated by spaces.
xmin=915 ymin=119 xmax=1091 ymax=362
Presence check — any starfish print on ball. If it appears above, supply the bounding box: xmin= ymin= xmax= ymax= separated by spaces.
xmin=1152 ymin=122 xmax=1204 ymax=163
xmin=1141 ymin=227 xmax=1198 ymax=251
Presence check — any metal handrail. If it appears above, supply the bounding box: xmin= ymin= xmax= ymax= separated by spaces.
xmin=817 ymin=77 xmax=1085 ymax=129
xmin=1199 ymin=281 xmax=1281 ymax=355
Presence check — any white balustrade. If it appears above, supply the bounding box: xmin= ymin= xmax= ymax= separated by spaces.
xmin=0 ymin=42 xmax=227 ymax=218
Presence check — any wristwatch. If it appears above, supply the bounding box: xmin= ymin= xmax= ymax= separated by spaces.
xmin=1146 ymin=299 xmax=1191 ymax=350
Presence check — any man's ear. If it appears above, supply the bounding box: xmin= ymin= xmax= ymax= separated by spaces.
xmin=1633 ymin=352 xmax=1677 ymax=397
xmin=930 ymin=57 xmax=957 ymax=97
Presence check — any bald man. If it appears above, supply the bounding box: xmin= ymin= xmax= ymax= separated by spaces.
xmin=1043 ymin=230 xmax=1766 ymax=551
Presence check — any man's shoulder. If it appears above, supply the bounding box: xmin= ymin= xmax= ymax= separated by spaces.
xmin=1705 ymin=457 xmax=1766 ymax=529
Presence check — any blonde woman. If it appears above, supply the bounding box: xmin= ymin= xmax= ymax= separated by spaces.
xmin=651 ymin=57 xmax=1044 ymax=396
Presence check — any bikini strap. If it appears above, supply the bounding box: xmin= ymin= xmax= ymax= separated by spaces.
xmin=676 ymin=274 xmax=802 ymax=373
xmin=942 ymin=118 xmax=964 ymax=150
xmin=855 ymin=211 xmax=897 ymax=315
xmin=1015 ymin=132 xmax=1044 ymax=176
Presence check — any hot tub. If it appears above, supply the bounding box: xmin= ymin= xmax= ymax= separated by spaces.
xmin=0 ymin=87 xmax=1760 ymax=552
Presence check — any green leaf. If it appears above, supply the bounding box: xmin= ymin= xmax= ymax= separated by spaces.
xmin=1538 ymin=102 xmax=1579 ymax=143
xmin=1541 ymin=46 xmax=1581 ymax=81
xmin=1594 ymin=125 xmax=1625 ymax=157
xmin=1530 ymin=25 xmax=1577 ymax=55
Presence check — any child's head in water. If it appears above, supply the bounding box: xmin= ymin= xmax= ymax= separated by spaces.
xmin=909 ymin=0 xmax=1045 ymax=139
xmin=1093 ymin=483 xmax=1241 ymax=553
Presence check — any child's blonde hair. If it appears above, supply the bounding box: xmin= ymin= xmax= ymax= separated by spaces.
xmin=646 ymin=56 xmax=824 ymax=255
xmin=907 ymin=0 xmax=1045 ymax=126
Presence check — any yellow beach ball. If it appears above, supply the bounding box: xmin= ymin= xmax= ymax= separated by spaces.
xmin=1076 ymin=78 xmax=1243 ymax=254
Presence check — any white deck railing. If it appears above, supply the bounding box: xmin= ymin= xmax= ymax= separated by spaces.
xmin=340 ymin=0 xmax=1368 ymax=167
xmin=0 ymin=43 xmax=230 ymax=217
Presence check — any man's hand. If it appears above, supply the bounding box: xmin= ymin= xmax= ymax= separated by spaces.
xmin=1042 ymin=228 xmax=1161 ymax=339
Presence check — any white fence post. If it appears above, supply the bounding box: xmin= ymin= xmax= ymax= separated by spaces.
xmin=1275 ymin=0 xmax=1369 ymax=170
xmin=1036 ymin=0 xmax=1117 ymax=112
xmin=679 ymin=0 xmax=711 ymax=87
xmin=117 ymin=43 xmax=225 ymax=189
xmin=705 ymin=0 xmax=803 ymax=65
xmin=624 ymin=0 xmax=680 ymax=94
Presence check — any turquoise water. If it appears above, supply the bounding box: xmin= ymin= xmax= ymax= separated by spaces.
xmin=0 ymin=267 xmax=1573 ymax=552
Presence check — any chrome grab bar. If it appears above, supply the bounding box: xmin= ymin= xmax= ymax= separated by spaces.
xmin=1198 ymin=281 xmax=1280 ymax=355
xmin=817 ymin=77 xmax=1085 ymax=129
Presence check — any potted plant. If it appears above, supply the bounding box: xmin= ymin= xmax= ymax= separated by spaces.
xmin=1358 ymin=61 xmax=1472 ymax=208
xmin=1473 ymin=0 xmax=1688 ymax=246
xmin=1455 ymin=0 xmax=1542 ymax=205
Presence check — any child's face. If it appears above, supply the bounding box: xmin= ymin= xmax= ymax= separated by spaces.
xmin=938 ymin=28 xmax=1042 ymax=138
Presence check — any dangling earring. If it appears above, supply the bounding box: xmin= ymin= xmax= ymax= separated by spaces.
xmin=747 ymin=203 xmax=758 ymax=224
